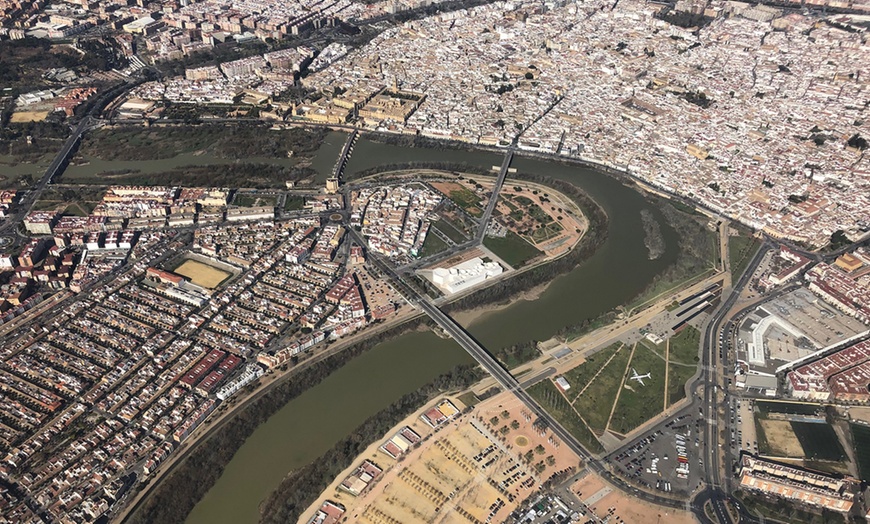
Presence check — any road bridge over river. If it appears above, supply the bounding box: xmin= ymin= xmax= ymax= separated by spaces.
xmin=0 ymin=117 xmax=95 ymax=236
xmin=346 ymin=225 xmax=709 ymax=519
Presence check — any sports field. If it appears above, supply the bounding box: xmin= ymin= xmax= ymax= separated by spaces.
xmin=790 ymin=421 xmax=845 ymax=461
xmin=174 ymin=260 xmax=231 ymax=289
xmin=11 ymin=111 xmax=49 ymax=122
xmin=850 ymin=423 xmax=870 ymax=482
xmin=757 ymin=419 xmax=804 ymax=457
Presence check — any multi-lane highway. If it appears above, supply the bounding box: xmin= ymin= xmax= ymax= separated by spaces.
xmin=696 ymin=240 xmax=771 ymax=523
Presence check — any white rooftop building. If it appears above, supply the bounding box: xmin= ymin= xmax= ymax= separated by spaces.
xmin=429 ymin=257 xmax=503 ymax=294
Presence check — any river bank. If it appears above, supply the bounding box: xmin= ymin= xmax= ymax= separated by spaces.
xmin=128 ymin=135 xmax=685 ymax=524
xmin=451 ymin=280 xmax=550 ymax=326
xmin=257 ymin=367 xmax=483 ymax=524
xmin=122 ymin=316 xmax=443 ymax=524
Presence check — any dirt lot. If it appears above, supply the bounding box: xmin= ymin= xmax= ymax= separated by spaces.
xmin=298 ymin=391 xmax=583 ymax=524
xmin=571 ymin=472 xmax=696 ymax=524
xmin=173 ymin=259 xmax=230 ymax=289
xmin=11 ymin=111 xmax=49 ymax=122
xmin=422 ymin=247 xmax=485 ymax=270
xmin=848 ymin=407 xmax=870 ymax=426
xmin=476 ymin=391 xmax=582 ymax=476
xmin=355 ymin=267 xmax=405 ymax=318
xmin=759 ymin=419 xmax=804 ymax=457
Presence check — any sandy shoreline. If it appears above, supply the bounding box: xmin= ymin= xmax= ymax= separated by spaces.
xmin=451 ymin=278 xmax=553 ymax=327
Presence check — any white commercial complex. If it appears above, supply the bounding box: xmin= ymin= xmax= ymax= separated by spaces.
xmin=428 ymin=257 xmax=503 ymax=295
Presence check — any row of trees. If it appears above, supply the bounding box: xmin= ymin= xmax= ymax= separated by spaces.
xmin=346 ymin=161 xmax=493 ymax=181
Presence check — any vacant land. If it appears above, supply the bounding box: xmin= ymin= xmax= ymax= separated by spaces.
xmin=10 ymin=111 xmax=49 ymax=123
xmin=729 ymin=234 xmax=761 ymax=280
xmin=174 ymin=260 xmax=231 ymax=289
xmin=666 ymin=363 xmax=696 ymax=406
xmin=419 ymin=231 xmax=450 ymax=258
xmin=850 ymin=423 xmax=870 ymax=482
xmin=572 ymin=473 xmax=696 ymax=524
xmin=30 ymin=186 xmax=106 ymax=215
xmin=527 ymin=380 xmax=603 ymax=454
xmin=235 ymin=193 xmax=277 ymax=207
xmin=572 ymin=347 xmax=631 ymax=434
xmin=609 ymin=342 xmax=667 ymax=435
xmin=440 ymin=212 xmax=474 ymax=237
xmin=483 ymin=231 xmax=542 ymax=268
xmin=757 ymin=419 xmax=804 ymax=457
xmin=539 ymin=335 xmax=697 ymax=442
xmin=562 ymin=344 xmax=623 ymax=395
xmin=434 ymin=218 xmax=468 ymax=243
xmin=284 ymin=195 xmax=304 ymax=211
xmin=668 ymin=326 xmax=700 ymax=364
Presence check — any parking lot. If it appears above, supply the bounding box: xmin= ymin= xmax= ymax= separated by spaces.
xmin=729 ymin=397 xmax=758 ymax=456
xmin=771 ymin=289 xmax=865 ymax=346
xmin=610 ymin=413 xmax=704 ymax=496
xmin=736 ymin=287 xmax=867 ymax=370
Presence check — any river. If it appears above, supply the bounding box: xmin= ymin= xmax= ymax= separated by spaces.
xmin=183 ymin=137 xmax=679 ymax=524
xmin=185 ymin=331 xmax=471 ymax=524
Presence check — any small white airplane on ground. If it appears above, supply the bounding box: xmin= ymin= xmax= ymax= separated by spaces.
xmin=629 ymin=368 xmax=651 ymax=386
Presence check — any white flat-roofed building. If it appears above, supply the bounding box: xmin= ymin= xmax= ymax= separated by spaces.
xmin=226 ymin=206 xmax=274 ymax=222
xmin=429 ymin=256 xmax=503 ymax=295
